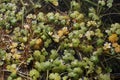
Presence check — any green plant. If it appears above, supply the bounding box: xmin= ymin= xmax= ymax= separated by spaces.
xmin=0 ymin=0 xmax=120 ymax=80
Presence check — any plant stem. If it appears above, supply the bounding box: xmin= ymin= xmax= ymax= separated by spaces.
xmin=29 ymin=0 xmax=34 ymax=5
xmin=100 ymin=13 xmax=120 ymax=18
xmin=22 ymin=7 xmax=25 ymax=28
xmin=46 ymin=70 xmax=49 ymax=80
xmin=84 ymin=0 xmax=98 ymax=6
xmin=20 ymin=0 xmax=25 ymax=6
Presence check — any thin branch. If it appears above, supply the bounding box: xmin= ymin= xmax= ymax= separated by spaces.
xmin=29 ymin=0 xmax=34 ymax=5
xmin=103 ymin=55 xmax=120 ymax=62
xmin=25 ymin=0 xmax=44 ymax=15
xmin=49 ymin=3 xmax=66 ymax=15
xmin=63 ymin=0 xmax=69 ymax=10
xmin=20 ymin=0 xmax=25 ymax=6
xmin=84 ymin=0 xmax=98 ymax=6
xmin=46 ymin=70 xmax=49 ymax=80
xmin=18 ymin=71 xmax=32 ymax=80
xmin=100 ymin=13 xmax=120 ymax=18
xmin=17 ymin=61 xmax=25 ymax=70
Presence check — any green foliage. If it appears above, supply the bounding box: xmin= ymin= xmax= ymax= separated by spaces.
xmin=0 ymin=0 xmax=119 ymax=80
xmin=29 ymin=69 xmax=40 ymax=80
xmin=0 ymin=49 xmax=6 ymax=66
xmin=49 ymin=73 xmax=61 ymax=80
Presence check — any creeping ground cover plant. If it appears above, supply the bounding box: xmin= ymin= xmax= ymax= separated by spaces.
xmin=0 ymin=0 xmax=120 ymax=80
